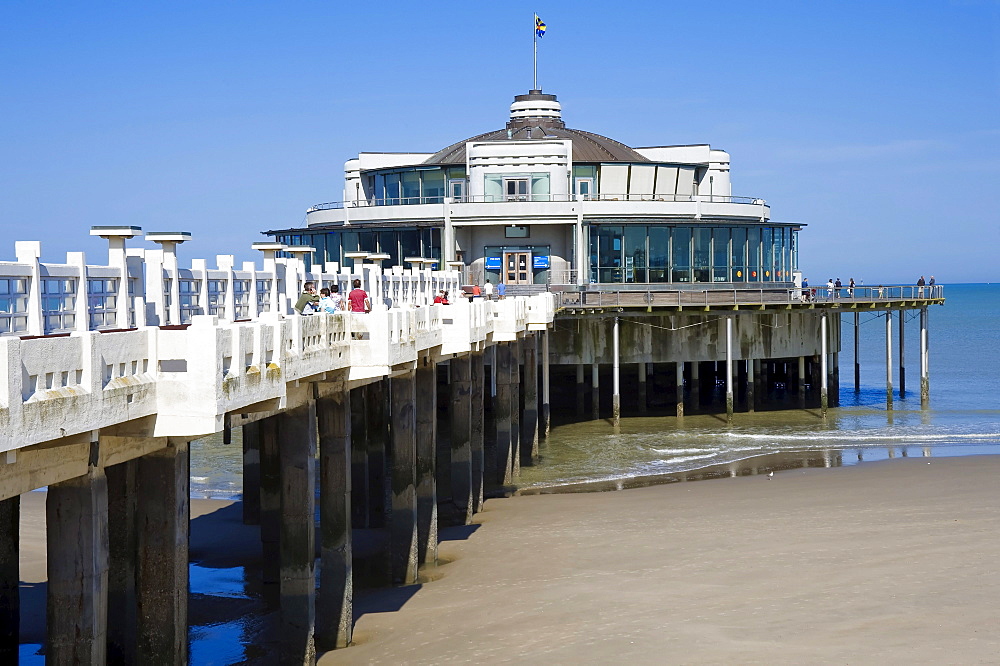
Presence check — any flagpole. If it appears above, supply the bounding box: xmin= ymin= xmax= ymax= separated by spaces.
xmin=533 ymin=14 xmax=538 ymax=90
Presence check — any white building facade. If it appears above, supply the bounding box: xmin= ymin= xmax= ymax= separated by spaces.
xmin=270 ymin=90 xmax=798 ymax=288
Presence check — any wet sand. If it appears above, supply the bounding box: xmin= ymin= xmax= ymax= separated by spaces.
xmin=323 ymin=456 xmax=1000 ymax=664
xmin=16 ymin=456 xmax=1000 ymax=663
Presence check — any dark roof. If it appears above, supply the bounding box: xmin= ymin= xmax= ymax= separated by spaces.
xmin=424 ymin=125 xmax=650 ymax=165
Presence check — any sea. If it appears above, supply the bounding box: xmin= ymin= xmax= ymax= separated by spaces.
xmin=187 ymin=282 xmax=1000 ymax=499
xmin=21 ymin=283 xmax=999 ymax=664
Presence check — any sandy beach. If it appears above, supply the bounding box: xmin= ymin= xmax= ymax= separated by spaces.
xmin=17 ymin=456 xmax=1000 ymax=664
xmin=323 ymin=456 xmax=1000 ymax=665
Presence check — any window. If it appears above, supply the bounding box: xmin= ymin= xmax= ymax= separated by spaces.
xmin=449 ymin=179 xmax=466 ymax=202
xmin=504 ymin=178 xmax=529 ymax=201
xmin=88 ymin=279 xmax=118 ymax=329
xmin=575 ymin=177 xmax=594 ymax=200
xmin=0 ymin=278 xmax=29 ymax=335
xmin=42 ymin=278 xmax=76 ymax=333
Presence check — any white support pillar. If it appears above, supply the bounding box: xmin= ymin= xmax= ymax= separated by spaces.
xmin=885 ymin=310 xmax=894 ymax=411
xmin=575 ymin=195 xmax=587 ymax=286
xmin=821 ymin=312 xmax=829 ymax=416
xmin=725 ymin=316 xmax=734 ymax=422
xmin=443 ymin=197 xmax=455 ymax=263
xmin=612 ymin=317 xmax=621 ymax=426
xmin=251 ymin=242 xmax=286 ymax=314
xmin=920 ymin=306 xmax=930 ymax=407
xmin=91 ymin=226 xmax=141 ymax=330
xmin=898 ymin=309 xmax=906 ymax=396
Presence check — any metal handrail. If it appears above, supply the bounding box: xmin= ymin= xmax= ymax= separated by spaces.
xmin=306 ymin=193 xmax=768 ymax=211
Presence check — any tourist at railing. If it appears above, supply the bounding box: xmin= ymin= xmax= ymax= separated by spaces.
xmin=348 ymin=279 xmax=371 ymax=313
xmin=294 ymin=281 xmax=320 ymax=314
xmin=319 ymin=285 xmax=342 ymax=313
xmin=848 ymin=278 xmax=855 ymax=297
xmin=433 ymin=290 xmax=450 ymax=305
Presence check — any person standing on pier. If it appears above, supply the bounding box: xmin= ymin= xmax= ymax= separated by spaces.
xmin=496 ymin=280 xmax=507 ymax=300
xmin=917 ymin=275 xmax=926 ymax=297
xmin=848 ymin=278 xmax=855 ymax=297
xmin=319 ymin=285 xmax=342 ymax=313
xmin=483 ymin=279 xmax=494 ymax=300
xmin=826 ymin=278 xmax=835 ymax=300
xmin=294 ymin=281 xmax=320 ymax=314
xmin=835 ymin=277 xmax=842 ymax=298
xmin=348 ymin=279 xmax=371 ymax=313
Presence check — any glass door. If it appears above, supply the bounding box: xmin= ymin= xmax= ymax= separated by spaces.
xmin=504 ymin=178 xmax=529 ymax=201
xmin=504 ymin=251 xmax=532 ymax=284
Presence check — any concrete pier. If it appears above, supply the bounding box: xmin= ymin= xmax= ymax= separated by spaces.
xmin=637 ymin=362 xmax=648 ymax=414
xmin=450 ymin=355 xmax=473 ymax=523
xmin=675 ymin=362 xmax=684 ymax=417
xmin=349 ymin=387 xmax=369 ymax=528
xmin=920 ymin=306 xmax=930 ymax=407
xmin=242 ymin=421 xmax=261 ymax=525
xmin=885 ymin=311 xmax=894 ymax=411
xmin=317 ymin=391 xmax=352 ymax=651
xmin=541 ymin=332 xmax=551 ymax=436
xmin=366 ymin=381 xmax=390 ymax=531
xmin=612 ymin=317 xmax=621 ymax=426
xmin=390 ymin=372 xmax=418 ymax=585
xmin=106 ymin=459 xmax=137 ymax=666
xmin=470 ymin=350 xmax=486 ymax=512
xmin=277 ymin=405 xmax=317 ymax=664
xmin=415 ymin=363 xmax=438 ymax=565
xmin=510 ymin=340 xmax=521 ymax=480
xmin=259 ymin=417 xmax=281 ymax=588
xmin=521 ymin=334 xmax=539 ymax=464
xmin=0 ymin=496 xmax=18 ymax=663
xmin=47 ymin=466 xmax=109 ymax=664
xmin=495 ymin=343 xmax=514 ymax=486
xmin=136 ymin=442 xmax=189 ymax=664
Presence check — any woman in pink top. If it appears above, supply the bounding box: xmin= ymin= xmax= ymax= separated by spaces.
xmin=348 ymin=279 xmax=370 ymax=313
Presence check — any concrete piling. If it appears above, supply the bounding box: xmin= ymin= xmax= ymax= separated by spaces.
xmin=470 ymin=350 xmax=486 ymax=512
xmin=0 ymin=495 xmax=19 ymax=663
xmin=349 ymin=387 xmax=369 ymax=528
xmin=241 ymin=421 xmax=261 ymax=525
xmin=521 ymin=334 xmax=539 ymax=463
xmin=675 ymin=362 xmax=684 ymax=417
xmin=541 ymin=331 xmax=551 ymax=436
xmin=277 ymin=404 xmax=317 ymax=664
xmin=495 ymin=343 xmax=514 ymax=486
xmin=510 ymin=340 xmax=521 ymax=480
xmin=259 ymin=416 xmax=281 ymax=587
xmin=106 ymin=459 xmax=137 ymax=666
xmin=136 ymin=441 xmax=190 ymax=665
xmin=920 ymin=306 xmax=930 ymax=407
xmin=885 ymin=311 xmax=894 ymax=411
xmin=449 ymin=355 xmax=473 ymax=523
xmin=389 ymin=372 xmax=419 ymax=585
xmin=612 ymin=318 xmax=621 ymax=427
xmin=47 ymin=465 xmax=109 ymax=665
xmin=317 ymin=392 xmax=352 ymax=651
xmin=415 ymin=363 xmax=438 ymax=565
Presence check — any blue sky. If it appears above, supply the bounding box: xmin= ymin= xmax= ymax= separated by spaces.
xmin=2 ymin=1 xmax=998 ymax=283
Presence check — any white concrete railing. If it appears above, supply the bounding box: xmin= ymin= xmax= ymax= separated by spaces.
xmin=0 ymin=237 xmax=461 ymax=338
xmin=0 ymin=295 xmax=557 ymax=454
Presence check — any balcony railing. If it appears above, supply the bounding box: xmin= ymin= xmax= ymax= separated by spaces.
xmin=307 ymin=193 xmax=766 ymax=211
xmin=555 ymin=284 xmax=945 ymax=309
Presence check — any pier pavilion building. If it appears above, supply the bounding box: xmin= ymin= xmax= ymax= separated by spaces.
xmin=268 ymin=90 xmax=799 ymax=289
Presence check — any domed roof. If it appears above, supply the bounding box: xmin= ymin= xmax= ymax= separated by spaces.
xmin=423 ymin=90 xmax=650 ymax=165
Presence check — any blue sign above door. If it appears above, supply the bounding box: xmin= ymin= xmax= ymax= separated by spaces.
xmin=533 ymin=255 xmax=550 ymax=269
xmin=485 ymin=256 xmax=502 ymax=270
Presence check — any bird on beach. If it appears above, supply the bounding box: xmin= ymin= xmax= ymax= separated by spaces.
xmin=768 ymin=471 xmax=774 ymax=480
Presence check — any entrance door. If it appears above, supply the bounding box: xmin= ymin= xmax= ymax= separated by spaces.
xmin=504 ymin=252 xmax=532 ymax=285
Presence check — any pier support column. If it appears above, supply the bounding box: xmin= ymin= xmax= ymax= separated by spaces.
xmin=885 ymin=311 xmax=894 ymax=411
xmin=470 ymin=350 xmax=486 ymax=513
xmin=107 ymin=460 xmax=137 ymax=666
xmin=541 ymin=331 xmax=551 ymax=436
xmin=0 ymin=496 xmax=19 ymax=663
xmin=746 ymin=359 xmax=755 ymax=412
xmin=821 ymin=313 xmax=829 ymax=416
xmin=690 ymin=362 xmax=700 ymax=411
xmin=366 ymin=381 xmax=390 ymax=529
xmin=575 ymin=362 xmax=585 ymax=416
xmin=591 ymin=362 xmax=600 ymax=420
xmin=675 ymin=362 xmax=684 ymax=417
xmin=416 ymin=363 xmax=437 ymax=565
xmin=899 ymin=309 xmax=906 ymax=396
xmin=920 ymin=306 xmax=930 ymax=407
xmin=390 ymin=372 xmax=418 ymax=585
xmin=495 ymin=343 xmax=514 ymax=486
xmin=277 ymin=405 xmax=317 ymax=664
xmin=349 ymin=387 xmax=369 ymax=528
xmin=317 ymin=391 xmax=352 ymax=651
xmin=798 ymin=356 xmax=806 ymax=408
xmin=522 ymin=334 xmax=539 ymax=463
xmin=725 ymin=317 xmax=734 ymax=423
xmin=450 ymin=356 xmax=473 ymax=524
xmin=854 ymin=312 xmax=861 ymax=393
xmin=47 ymin=465 xmax=108 ymax=665
xmin=637 ymin=363 xmax=648 ymax=415
xmin=612 ymin=317 xmax=621 ymax=427
xmin=242 ymin=421 xmax=261 ymax=525
xmin=136 ymin=441 xmax=189 ymax=665
xmin=510 ymin=340 xmax=522 ymax=480
xmin=259 ymin=417 xmax=281 ymax=587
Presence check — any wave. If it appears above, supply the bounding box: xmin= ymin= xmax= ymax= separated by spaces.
xmin=721 ymin=431 xmax=1000 ymax=443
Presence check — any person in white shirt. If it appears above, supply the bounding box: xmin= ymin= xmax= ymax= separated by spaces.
xmin=483 ymin=279 xmax=495 ymax=300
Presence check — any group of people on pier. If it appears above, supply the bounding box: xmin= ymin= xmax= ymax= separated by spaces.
xmin=294 ymin=279 xmax=371 ymax=314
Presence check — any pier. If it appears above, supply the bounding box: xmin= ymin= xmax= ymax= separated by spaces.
xmin=0 ymin=230 xmax=942 ymax=663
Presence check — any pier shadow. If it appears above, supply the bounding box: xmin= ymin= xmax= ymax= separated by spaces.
xmin=438 ymin=523 xmax=480 ymax=541
xmin=353 ymin=583 xmax=423 ymax=621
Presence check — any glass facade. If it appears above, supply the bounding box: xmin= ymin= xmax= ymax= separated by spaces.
xmin=590 ymin=224 xmax=797 ymax=284
xmin=276 ymin=228 xmax=441 ymax=271
xmin=370 ymin=166 xmax=465 ymax=205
